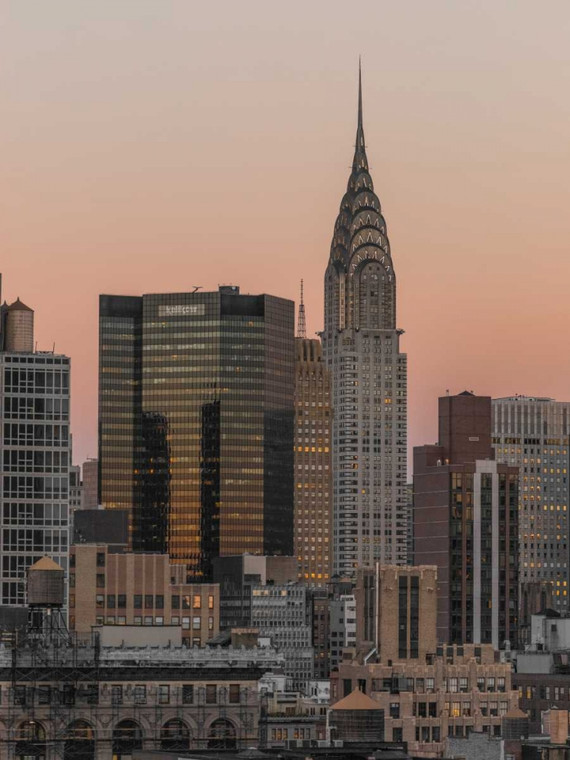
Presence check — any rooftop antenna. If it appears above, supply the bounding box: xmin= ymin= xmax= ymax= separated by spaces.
xmin=297 ymin=279 xmax=307 ymax=339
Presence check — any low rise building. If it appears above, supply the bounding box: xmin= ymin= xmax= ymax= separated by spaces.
xmin=70 ymin=544 xmax=219 ymax=646
xmin=332 ymin=643 xmax=519 ymax=756
xmin=251 ymin=584 xmax=314 ymax=692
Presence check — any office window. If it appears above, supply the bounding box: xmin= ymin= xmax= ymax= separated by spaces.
xmin=206 ymin=685 xmax=217 ymax=704
xmin=111 ymin=686 xmax=123 ymax=705
xmin=158 ymin=685 xmax=170 ymax=705
xmin=145 ymin=594 xmax=153 ymax=609
xmin=134 ymin=685 xmax=146 ymax=704
xmin=172 ymin=595 xmax=180 ymax=609
xmin=229 ymin=684 xmax=240 ymax=704
xmin=134 ymin=595 xmax=142 ymax=609
xmin=107 ymin=594 xmax=115 ymax=609
xmin=155 ymin=595 xmax=164 ymax=609
xmin=117 ymin=594 xmax=126 ymax=609
xmin=193 ymin=594 xmax=201 ymax=609
xmin=182 ymin=685 xmax=193 ymax=704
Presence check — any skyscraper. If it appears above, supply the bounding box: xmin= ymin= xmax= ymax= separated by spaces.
xmin=493 ymin=396 xmax=570 ymax=615
xmin=322 ymin=68 xmax=408 ymax=575
xmin=99 ymin=286 xmax=294 ymax=581
xmin=414 ymin=392 xmax=519 ymax=648
xmin=0 ymin=275 xmax=71 ymax=606
xmin=294 ymin=286 xmax=332 ymax=585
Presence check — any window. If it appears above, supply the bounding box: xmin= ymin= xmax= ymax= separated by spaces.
xmin=477 ymin=677 xmax=485 ymax=692
xmin=172 ymin=595 xmax=180 ymax=609
xmin=117 ymin=616 xmax=126 ymax=625
xmin=155 ymin=616 xmax=163 ymax=625
xmin=182 ymin=595 xmax=191 ymax=609
xmin=193 ymin=594 xmax=201 ymax=609
xmin=497 ymin=677 xmax=506 ymax=692
xmin=171 ymin=617 xmax=179 ymax=625
xmin=229 ymin=684 xmax=240 ymax=704
xmin=96 ymin=574 xmax=105 ymax=588
xmin=417 ymin=702 xmax=426 ymax=718
xmin=182 ymin=617 xmax=190 ymax=629
xmin=182 ymin=685 xmax=193 ymax=704
xmin=426 ymin=678 xmax=435 ymax=693
xmin=390 ymin=702 xmax=400 ymax=719
xmin=206 ymin=685 xmax=217 ymax=704
xmin=193 ymin=616 xmax=201 ymax=630
xmin=429 ymin=702 xmax=437 ymax=717
xmin=487 ymin=678 xmax=495 ymax=692
xmin=38 ymin=686 xmax=51 ymax=705
xmin=392 ymin=727 xmax=403 ymax=743
xmin=96 ymin=552 xmax=105 ymax=567
xmin=158 ymin=685 xmax=170 ymax=705
xmin=451 ymin=701 xmax=461 ymax=718
xmin=134 ymin=594 xmax=142 ymax=609
xmin=145 ymin=595 xmax=153 ymax=609
xmin=117 ymin=594 xmax=126 ymax=609
xmin=460 ymin=677 xmax=468 ymax=692
xmin=134 ymin=685 xmax=146 ymax=704
xmin=96 ymin=595 xmax=104 ymax=609
xmin=208 ymin=594 xmax=215 ymax=609
xmin=155 ymin=595 xmax=164 ymax=609
xmin=111 ymin=686 xmax=123 ymax=705
xmin=208 ymin=616 xmax=214 ymax=630
xmin=107 ymin=594 xmax=115 ymax=609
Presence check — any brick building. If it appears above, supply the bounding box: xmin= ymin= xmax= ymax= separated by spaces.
xmin=70 ymin=545 xmax=219 ymax=646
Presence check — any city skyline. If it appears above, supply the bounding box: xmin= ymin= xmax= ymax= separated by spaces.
xmin=4 ymin=2 xmax=570 ymax=466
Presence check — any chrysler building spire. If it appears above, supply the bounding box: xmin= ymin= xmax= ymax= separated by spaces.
xmin=322 ymin=65 xmax=408 ymax=576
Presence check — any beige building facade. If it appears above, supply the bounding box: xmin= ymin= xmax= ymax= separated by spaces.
xmin=70 ymin=545 xmax=219 ymax=646
xmin=294 ymin=338 xmax=332 ymax=585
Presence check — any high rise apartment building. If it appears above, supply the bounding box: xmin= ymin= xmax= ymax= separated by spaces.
xmin=493 ymin=396 xmax=570 ymax=613
xmin=0 ymin=276 xmax=71 ymax=605
xmin=414 ymin=392 xmax=519 ymax=648
xmin=322 ymin=68 xmax=407 ymax=575
xmin=99 ymin=286 xmax=294 ymax=581
xmin=294 ymin=336 xmax=332 ymax=585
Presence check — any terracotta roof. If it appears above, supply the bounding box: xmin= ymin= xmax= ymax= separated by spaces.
xmin=29 ymin=556 xmax=63 ymax=572
xmin=504 ymin=707 xmax=528 ymax=719
xmin=331 ymin=688 xmax=382 ymax=711
xmin=7 ymin=297 xmax=33 ymax=312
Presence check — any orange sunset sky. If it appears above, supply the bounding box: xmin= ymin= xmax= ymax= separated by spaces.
xmin=3 ymin=1 xmax=570 ymax=467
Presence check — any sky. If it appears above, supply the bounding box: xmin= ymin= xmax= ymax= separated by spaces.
xmin=2 ymin=1 xmax=570 ymax=466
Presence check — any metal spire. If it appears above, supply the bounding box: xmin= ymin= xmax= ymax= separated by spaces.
xmin=297 ymin=279 xmax=307 ymax=339
xmin=355 ymin=56 xmax=365 ymax=154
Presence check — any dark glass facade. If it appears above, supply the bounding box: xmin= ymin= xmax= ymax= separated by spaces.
xmin=99 ymin=287 xmax=294 ymax=580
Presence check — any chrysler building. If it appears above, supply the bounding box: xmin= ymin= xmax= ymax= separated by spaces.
xmin=322 ymin=67 xmax=408 ymax=575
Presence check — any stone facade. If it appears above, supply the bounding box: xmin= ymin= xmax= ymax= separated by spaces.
xmin=331 ymin=644 xmax=519 ymax=757
xmin=70 ymin=544 xmax=219 ymax=647
xmin=0 ymin=639 xmax=283 ymax=759
xmin=294 ymin=338 xmax=332 ymax=586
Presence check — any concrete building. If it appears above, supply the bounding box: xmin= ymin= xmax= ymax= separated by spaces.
xmin=355 ymin=565 xmax=438 ymax=662
xmin=493 ymin=396 xmax=570 ymax=617
xmin=294 ymin=329 xmax=332 ymax=586
xmin=414 ymin=392 xmax=519 ymax=648
xmin=81 ymin=457 xmax=99 ymax=509
xmin=99 ymin=286 xmax=294 ymax=579
xmin=332 ymin=642 xmax=519 ymax=755
xmin=69 ymin=464 xmax=82 ymax=517
xmin=0 ymin=630 xmax=284 ymax=758
xmin=213 ymin=554 xmax=297 ymax=630
xmin=329 ymin=594 xmax=357 ymax=672
xmin=0 ymin=276 xmax=71 ymax=607
xmin=251 ymin=584 xmax=314 ymax=691
xmin=70 ymin=544 xmax=219 ymax=646
xmin=322 ymin=68 xmax=407 ymax=575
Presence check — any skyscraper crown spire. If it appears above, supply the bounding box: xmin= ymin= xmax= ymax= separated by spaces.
xmin=297 ymin=279 xmax=307 ymax=338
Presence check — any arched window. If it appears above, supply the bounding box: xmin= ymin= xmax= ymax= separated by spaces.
xmin=160 ymin=719 xmax=191 ymax=751
xmin=208 ymin=718 xmax=237 ymax=750
xmin=64 ymin=720 xmax=95 ymax=760
xmin=112 ymin=719 xmax=143 ymax=759
xmin=16 ymin=720 xmax=46 ymax=760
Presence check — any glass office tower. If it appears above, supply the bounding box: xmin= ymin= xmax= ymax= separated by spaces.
xmin=99 ymin=286 xmax=294 ymax=580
